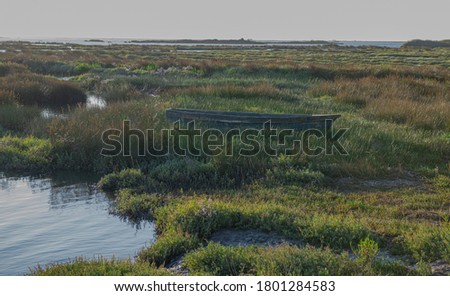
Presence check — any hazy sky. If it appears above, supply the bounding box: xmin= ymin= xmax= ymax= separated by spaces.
xmin=1 ymin=0 xmax=448 ymax=40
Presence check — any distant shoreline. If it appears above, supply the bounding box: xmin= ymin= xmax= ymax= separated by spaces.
xmin=0 ymin=38 xmax=408 ymax=48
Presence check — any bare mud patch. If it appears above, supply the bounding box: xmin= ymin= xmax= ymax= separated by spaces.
xmin=332 ymin=177 xmax=425 ymax=192
xmin=210 ymin=229 xmax=304 ymax=247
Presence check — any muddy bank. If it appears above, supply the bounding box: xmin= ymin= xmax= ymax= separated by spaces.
xmin=209 ymin=229 xmax=303 ymax=247
xmin=168 ymin=229 xmax=448 ymax=276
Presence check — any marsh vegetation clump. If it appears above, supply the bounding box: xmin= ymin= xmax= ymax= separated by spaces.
xmin=402 ymin=39 xmax=450 ymax=48
xmin=29 ymin=257 xmax=171 ymax=276
xmin=182 ymin=242 xmax=419 ymax=276
xmin=98 ymin=168 xmax=146 ymax=191
xmin=308 ymin=76 xmax=450 ymax=131
xmin=0 ymin=62 xmax=86 ymax=107
xmin=0 ymin=136 xmax=53 ymax=173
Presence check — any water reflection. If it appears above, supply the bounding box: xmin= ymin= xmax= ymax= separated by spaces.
xmin=40 ymin=95 xmax=106 ymax=119
xmin=0 ymin=172 xmax=155 ymax=275
xmin=40 ymin=108 xmax=67 ymax=119
xmin=86 ymin=95 xmax=106 ymax=109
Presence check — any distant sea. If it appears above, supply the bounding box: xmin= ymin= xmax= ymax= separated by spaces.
xmin=336 ymin=41 xmax=404 ymax=48
xmin=0 ymin=38 xmax=405 ymax=48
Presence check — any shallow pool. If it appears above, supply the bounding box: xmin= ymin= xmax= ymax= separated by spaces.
xmin=0 ymin=173 xmax=155 ymax=275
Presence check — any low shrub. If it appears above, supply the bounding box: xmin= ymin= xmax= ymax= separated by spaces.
xmin=137 ymin=233 xmax=200 ymax=267
xmin=74 ymin=62 xmax=101 ymax=74
xmin=0 ymin=72 xmax=86 ymax=107
xmin=114 ymin=190 xmax=167 ymax=221
xmin=0 ymin=136 xmax=53 ymax=173
xmin=98 ymin=168 xmax=146 ymax=191
xmin=400 ymin=224 xmax=450 ymax=262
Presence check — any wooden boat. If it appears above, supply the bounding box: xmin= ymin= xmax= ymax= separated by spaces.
xmin=166 ymin=108 xmax=341 ymax=130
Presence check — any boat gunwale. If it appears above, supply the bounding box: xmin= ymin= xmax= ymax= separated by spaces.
xmin=166 ymin=108 xmax=341 ymax=124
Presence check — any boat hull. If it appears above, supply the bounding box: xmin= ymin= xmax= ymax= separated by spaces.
xmin=166 ymin=108 xmax=341 ymax=130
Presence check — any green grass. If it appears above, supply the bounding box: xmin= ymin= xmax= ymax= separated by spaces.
xmin=114 ymin=190 xmax=167 ymax=221
xmin=153 ymin=196 xmax=375 ymax=249
xmin=183 ymin=243 xmax=420 ymax=276
xmin=133 ymin=185 xmax=448 ymax=263
xmin=138 ymin=232 xmax=201 ymax=267
xmin=0 ymin=136 xmax=53 ymax=173
xmin=29 ymin=257 xmax=172 ymax=276
xmin=99 ymin=168 xmax=146 ymax=191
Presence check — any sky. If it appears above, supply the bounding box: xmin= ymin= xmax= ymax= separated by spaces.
xmin=0 ymin=0 xmax=449 ymax=41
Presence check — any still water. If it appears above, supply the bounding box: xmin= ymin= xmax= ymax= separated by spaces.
xmin=0 ymin=173 xmax=155 ymax=275
xmin=40 ymin=95 xmax=106 ymax=119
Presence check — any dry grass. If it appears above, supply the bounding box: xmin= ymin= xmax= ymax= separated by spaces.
xmin=46 ymin=98 xmax=168 ymax=172
xmin=167 ymin=82 xmax=282 ymax=100
xmin=0 ymin=62 xmax=86 ymax=107
xmin=308 ymin=76 xmax=450 ymax=131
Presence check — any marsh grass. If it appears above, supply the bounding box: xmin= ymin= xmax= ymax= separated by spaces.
xmin=29 ymin=257 xmax=172 ymax=276
xmin=94 ymin=79 xmax=148 ymax=102
xmin=166 ymin=82 xmax=286 ymax=101
xmin=1 ymin=42 xmax=449 ymax=276
xmin=0 ymin=64 xmax=86 ymax=107
xmin=114 ymin=190 xmax=167 ymax=221
xmin=182 ymin=243 xmax=419 ymax=276
xmin=130 ymin=184 xmax=449 ymax=271
xmin=0 ymin=105 xmax=41 ymax=133
xmin=152 ymin=197 xmax=375 ymax=250
xmin=98 ymin=168 xmax=146 ymax=191
xmin=307 ymin=76 xmax=450 ymax=131
xmin=137 ymin=232 xmax=201 ymax=267
xmin=47 ymin=99 xmax=168 ymax=173
xmin=0 ymin=136 xmax=53 ymax=173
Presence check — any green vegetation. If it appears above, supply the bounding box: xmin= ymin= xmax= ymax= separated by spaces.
xmin=0 ymin=41 xmax=449 ymax=275
xmin=0 ymin=63 xmax=86 ymax=107
xmin=402 ymin=39 xmax=450 ymax=48
xmin=183 ymin=243 xmax=419 ymax=276
xmin=29 ymin=257 xmax=171 ymax=276
xmin=74 ymin=62 xmax=102 ymax=74
xmin=0 ymin=136 xmax=53 ymax=173
xmin=98 ymin=168 xmax=146 ymax=191
xmin=114 ymin=190 xmax=167 ymax=221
